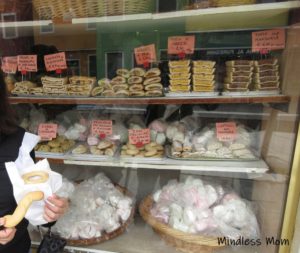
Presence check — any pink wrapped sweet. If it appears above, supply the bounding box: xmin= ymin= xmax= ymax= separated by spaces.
xmin=87 ymin=135 xmax=99 ymax=146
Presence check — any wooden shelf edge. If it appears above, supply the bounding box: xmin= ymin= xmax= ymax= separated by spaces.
xmin=9 ymin=95 xmax=290 ymax=105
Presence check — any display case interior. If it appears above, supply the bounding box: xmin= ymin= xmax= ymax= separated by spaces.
xmin=1 ymin=1 xmax=300 ymax=253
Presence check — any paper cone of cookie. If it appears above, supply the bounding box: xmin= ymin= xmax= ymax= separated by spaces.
xmin=5 ymin=132 xmax=62 ymax=226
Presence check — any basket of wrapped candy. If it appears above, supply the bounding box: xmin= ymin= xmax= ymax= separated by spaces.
xmin=139 ymin=176 xmax=260 ymax=253
xmin=52 ymin=173 xmax=135 ymax=246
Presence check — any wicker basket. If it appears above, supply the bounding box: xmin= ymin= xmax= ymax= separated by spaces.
xmin=211 ymin=0 xmax=256 ymax=7
xmin=139 ymin=195 xmax=225 ymax=253
xmin=62 ymin=185 xmax=135 ymax=246
xmin=33 ymin=0 xmax=154 ymax=20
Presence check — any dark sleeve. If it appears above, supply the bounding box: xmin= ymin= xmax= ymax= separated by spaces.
xmin=30 ymin=149 xmax=36 ymax=161
xmin=42 ymin=221 xmax=56 ymax=228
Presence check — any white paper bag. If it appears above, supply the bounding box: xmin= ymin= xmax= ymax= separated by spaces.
xmin=5 ymin=132 xmax=62 ymax=226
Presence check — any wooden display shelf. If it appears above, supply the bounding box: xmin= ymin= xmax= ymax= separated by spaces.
xmin=9 ymin=95 xmax=290 ymax=105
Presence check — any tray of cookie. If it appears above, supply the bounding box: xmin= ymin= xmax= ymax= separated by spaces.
xmin=120 ymin=142 xmax=166 ymax=164
xmin=35 ymin=136 xmax=76 ymax=158
xmin=68 ymin=139 xmax=119 ymax=161
xmin=166 ymin=124 xmax=259 ymax=161
xmin=91 ymin=67 xmax=164 ymax=98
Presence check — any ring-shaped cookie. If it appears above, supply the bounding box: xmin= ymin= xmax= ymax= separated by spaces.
xmin=22 ymin=171 xmax=49 ymax=184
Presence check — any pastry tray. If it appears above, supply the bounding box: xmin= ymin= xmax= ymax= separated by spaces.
xmin=14 ymin=94 xmax=91 ymax=98
xmin=165 ymin=146 xmax=259 ymax=162
xmin=66 ymin=143 xmax=119 ymax=161
xmin=222 ymin=90 xmax=280 ymax=97
xmin=165 ymin=91 xmax=219 ymax=97
xmin=35 ymin=151 xmax=67 ymax=158
xmin=120 ymin=155 xmax=167 ymax=164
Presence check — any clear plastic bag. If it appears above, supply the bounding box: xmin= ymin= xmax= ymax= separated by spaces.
xmin=151 ymin=176 xmax=260 ymax=239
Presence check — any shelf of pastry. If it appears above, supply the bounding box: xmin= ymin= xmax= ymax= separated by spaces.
xmin=9 ymin=94 xmax=290 ymax=105
xmin=35 ymin=151 xmax=269 ymax=174
xmin=71 ymin=1 xmax=300 ymax=32
xmin=30 ymin=216 xmax=258 ymax=253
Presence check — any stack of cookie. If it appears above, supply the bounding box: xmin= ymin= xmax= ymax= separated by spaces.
xmin=91 ymin=68 xmax=163 ymax=97
xmin=121 ymin=142 xmax=164 ymax=158
xmin=224 ymin=60 xmax=254 ymax=92
xmin=253 ymin=58 xmax=280 ymax=91
xmin=143 ymin=68 xmax=163 ymax=97
xmin=11 ymin=81 xmax=37 ymax=95
xmin=29 ymin=87 xmax=44 ymax=96
xmin=42 ymin=76 xmax=68 ymax=95
xmin=128 ymin=67 xmax=145 ymax=96
xmin=35 ymin=136 xmax=75 ymax=154
xmin=168 ymin=60 xmax=191 ymax=92
xmin=67 ymin=76 xmax=96 ymax=96
xmin=192 ymin=60 xmax=216 ymax=92
xmin=72 ymin=140 xmax=117 ymax=157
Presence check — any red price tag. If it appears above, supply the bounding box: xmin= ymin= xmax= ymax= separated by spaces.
xmin=252 ymin=29 xmax=285 ymax=52
xmin=91 ymin=120 xmax=113 ymax=136
xmin=1 ymin=56 xmax=17 ymax=74
xmin=17 ymin=55 xmax=37 ymax=72
xmin=178 ymin=52 xmax=186 ymax=59
xmin=56 ymin=69 xmax=62 ymax=74
xmin=143 ymin=61 xmax=150 ymax=69
xmin=38 ymin=124 xmax=58 ymax=141
xmin=134 ymin=44 xmax=157 ymax=66
xmin=168 ymin=36 xmax=195 ymax=55
xmin=216 ymin=122 xmax=237 ymax=142
xmin=44 ymin=52 xmax=67 ymax=72
xmin=128 ymin=129 xmax=150 ymax=145
xmin=259 ymin=49 xmax=269 ymax=55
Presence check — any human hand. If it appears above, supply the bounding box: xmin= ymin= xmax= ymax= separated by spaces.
xmin=43 ymin=194 xmax=69 ymax=223
xmin=0 ymin=218 xmax=16 ymax=245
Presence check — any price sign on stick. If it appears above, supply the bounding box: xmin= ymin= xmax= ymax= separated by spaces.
xmin=38 ymin=124 xmax=58 ymax=141
xmin=216 ymin=122 xmax=237 ymax=142
xmin=134 ymin=44 xmax=157 ymax=66
xmin=44 ymin=52 xmax=67 ymax=72
xmin=91 ymin=120 xmax=113 ymax=137
xmin=17 ymin=55 xmax=37 ymax=72
xmin=252 ymin=29 xmax=285 ymax=52
xmin=128 ymin=129 xmax=150 ymax=145
xmin=168 ymin=36 xmax=195 ymax=55
xmin=1 ymin=56 xmax=17 ymax=74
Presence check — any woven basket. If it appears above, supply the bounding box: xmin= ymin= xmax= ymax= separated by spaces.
xmin=63 ymin=185 xmax=135 ymax=246
xmin=139 ymin=195 xmax=225 ymax=253
xmin=33 ymin=0 xmax=153 ymax=20
xmin=212 ymin=0 xmax=256 ymax=7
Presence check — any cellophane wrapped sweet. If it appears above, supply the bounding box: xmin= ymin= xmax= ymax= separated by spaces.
xmin=151 ymin=176 xmax=260 ymax=239
xmin=52 ymin=173 xmax=134 ymax=240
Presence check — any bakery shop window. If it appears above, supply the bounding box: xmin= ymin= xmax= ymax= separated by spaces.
xmin=67 ymin=59 xmax=81 ymax=76
xmin=88 ymin=54 xmax=97 ymax=77
xmin=86 ymin=21 xmax=97 ymax=31
xmin=40 ymin=23 xmax=54 ymax=34
xmin=1 ymin=13 xmax=18 ymax=39
xmin=105 ymin=52 xmax=124 ymax=79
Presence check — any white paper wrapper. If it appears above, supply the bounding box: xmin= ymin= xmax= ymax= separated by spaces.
xmin=5 ymin=132 xmax=62 ymax=226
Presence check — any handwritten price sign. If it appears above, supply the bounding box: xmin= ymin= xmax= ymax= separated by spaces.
xmin=252 ymin=29 xmax=285 ymax=52
xmin=216 ymin=122 xmax=237 ymax=142
xmin=38 ymin=123 xmax=58 ymax=141
xmin=91 ymin=120 xmax=113 ymax=137
xmin=128 ymin=129 xmax=150 ymax=145
xmin=17 ymin=55 xmax=37 ymax=72
xmin=44 ymin=52 xmax=67 ymax=72
xmin=1 ymin=56 xmax=17 ymax=74
xmin=168 ymin=36 xmax=195 ymax=55
xmin=134 ymin=44 xmax=157 ymax=66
